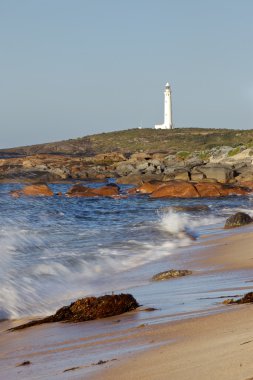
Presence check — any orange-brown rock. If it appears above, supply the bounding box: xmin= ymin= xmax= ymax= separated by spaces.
xmin=195 ymin=182 xmax=221 ymax=197
xmin=92 ymin=185 xmax=119 ymax=197
xmin=66 ymin=184 xmax=120 ymax=197
xmin=66 ymin=184 xmax=92 ymax=197
xmin=195 ymin=182 xmax=249 ymax=197
xmin=10 ymin=184 xmax=54 ymax=197
xmin=238 ymin=181 xmax=253 ymax=190
xmin=219 ymin=186 xmax=248 ymax=196
xmin=150 ymin=181 xmax=199 ymax=198
xmin=136 ymin=181 xmax=164 ymax=194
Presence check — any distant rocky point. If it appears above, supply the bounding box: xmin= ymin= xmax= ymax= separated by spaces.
xmin=0 ymin=128 xmax=253 ymax=185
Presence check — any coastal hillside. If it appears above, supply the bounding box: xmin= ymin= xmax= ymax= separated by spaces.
xmin=1 ymin=128 xmax=253 ymax=156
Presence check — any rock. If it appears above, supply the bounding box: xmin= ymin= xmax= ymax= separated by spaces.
xmin=10 ymin=294 xmax=139 ymax=331
xmin=10 ymin=184 xmax=54 ymax=197
xmin=235 ymin=170 xmax=253 ymax=183
xmin=66 ymin=184 xmax=94 ymax=197
xmin=223 ymin=292 xmax=253 ymax=304
xmin=195 ymin=182 xmax=222 ymax=197
xmin=193 ymin=165 xmax=234 ymax=183
xmin=135 ymin=160 xmax=149 ymax=172
xmin=129 ymin=152 xmax=152 ymax=161
xmin=144 ymin=159 xmax=164 ymax=174
xmin=150 ymin=181 xmax=200 ymax=198
xmin=117 ymin=173 xmax=163 ymax=186
xmin=136 ymin=181 xmax=164 ymax=194
xmin=116 ymin=174 xmax=144 ymax=185
xmin=116 ymin=163 xmax=136 ymax=177
xmin=66 ymin=184 xmax=120 ymax=197
xmin=238 ymin=181 xmax=253 ymax=190
xmin=16 ymin=361 xmax=31 ymax=367
xmin=224 ymin=212 xmax=253 ymax=229
xmin=152 ymin=269 xmax=192 ymax=281
xmin=174 ymin=170 xmax=190 ymax=181
xmin=195 ymin=182 xmax=248 ymax=197
xmin=190 ymin=172 xmax=206 ymax=181
xmin=93 ymin=152 xmax=126 ymax=164
xmin=92 ymin=185 xmax=119 ymax=197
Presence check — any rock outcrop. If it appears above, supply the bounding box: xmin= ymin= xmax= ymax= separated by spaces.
xmin=147 ymin=181 xmax=249 ymax=198
xmin=152 ymin=269 xmax=192 ymax=281
xmin=224 ymin=212 xmax=253 ymax=229
xmin=10 ymin=293 xmax=139 ymax=331
xmin=10 ymin=184 xmax=54 ymax=197
xmin=66 ymin=184 xmax=120 ymax=197
xmin=1 ymin=142 xmax=253 ymax=188
xmin=150 ymin=181 xmax=200 ymax=198
xmin=223 ymin=292 xmax=253 ymax=304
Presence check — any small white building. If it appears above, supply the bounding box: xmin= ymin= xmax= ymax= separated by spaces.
xmin=155 ymin=82 xmax=173 ymax=129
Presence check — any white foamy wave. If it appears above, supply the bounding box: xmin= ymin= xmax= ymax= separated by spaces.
xmin=0 ymin=226 xmax=178 ymax=319
xmin=158 ymin=210 xmax=223 ymax=237
xmin=0 ymin=210 xmax=222 ymax=320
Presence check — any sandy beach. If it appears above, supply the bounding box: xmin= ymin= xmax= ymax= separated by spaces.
xmin=1 ymin=226 xmax=253 ymax=380
xmin=91 ymin=228 xmax=253 ymax=380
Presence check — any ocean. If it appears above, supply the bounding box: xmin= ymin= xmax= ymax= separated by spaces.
xmin=1 ymin=181 xmax=253 ymax=322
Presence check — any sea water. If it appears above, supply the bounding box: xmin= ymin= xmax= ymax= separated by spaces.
xmin=0 ymin=181 xmax=253 ymax=321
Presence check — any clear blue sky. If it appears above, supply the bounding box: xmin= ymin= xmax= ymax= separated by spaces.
xmin=1 ymin=0 xmax=253 ymax=148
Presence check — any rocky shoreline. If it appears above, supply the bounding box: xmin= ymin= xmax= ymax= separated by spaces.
xmin=1 ymin=145 xmax=253 ymax=187
xmin=2 ymin=145 xmax=253 ymax=199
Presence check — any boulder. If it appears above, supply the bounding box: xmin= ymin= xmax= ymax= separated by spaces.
xmin=92 ymin=185 xmax=119 ymax=197
xmin=195 ymin=182 xmax=248 ymax=197
xmin=117 ymin=173 xmax=164 ymax=186
xmin=129 ymin=152 xmax=152 ymax=161
xmin=223 ymin=292 xmax=253 ymax=304
xmin=66 ymin=184 xmax=120 ymax=197
xmin=116 ymin=174 xmax=144 ymax=186
xmin=193 ymin=165 xmax=234 ymax=183
xmin=10 ymin=184 xmax=54 ymax=197
xmin=10 ymin=294 xmax=139 ymax=331
xmin=152 ymin=269 xmax=192 ymax=281
xmin=224 ymin=212 xmax=253 ymax=229
xmin=195 ymin=182 xmax=222 ymax=197
xmin=116 ymin=163 xmax=136 ymax=177
xmin=136 ymin=181 xmax=164 ymax=194
xmin=174 ymin=171 xmax=190 ymax=181
xmin=190 ymin=172 xmax=206 ymax=181
xmin=66 ymin=184 xmax=94 ymax=197
xmin=150 ymin=181 xmax=199 ymax=198
xmin=235 ymin=170 xmax=253 ymax=183
xmin=238 ymin=181 xmax=253 ymax=190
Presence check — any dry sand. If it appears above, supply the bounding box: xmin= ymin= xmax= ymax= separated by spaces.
xmin=90 ymin=229 xmax=253 ymax=380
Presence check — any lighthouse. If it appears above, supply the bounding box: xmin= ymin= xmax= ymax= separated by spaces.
xmin=155 ymin=82 xmax=173 ymax=129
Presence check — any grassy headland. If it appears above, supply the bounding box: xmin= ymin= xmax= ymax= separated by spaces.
xmin=1 ymin=128 xmax=253 ymax=156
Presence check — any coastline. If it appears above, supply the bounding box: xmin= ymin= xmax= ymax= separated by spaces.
xmin=90 ymin=226 xmax=253 ymax=380
xmin=1 ymin=224 xmax=253 ymax=379
xmin=91 ymin=305 xmax=253 ymax=380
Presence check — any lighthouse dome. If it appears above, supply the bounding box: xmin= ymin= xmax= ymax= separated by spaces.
xmin=165 ymin=82 xmax=170 ymax=88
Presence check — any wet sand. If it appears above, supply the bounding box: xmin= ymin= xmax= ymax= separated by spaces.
xmin=1 ymin=227 xmax=253 ymax=379
xmin=91 ymin=228 xmax=253 ymax=380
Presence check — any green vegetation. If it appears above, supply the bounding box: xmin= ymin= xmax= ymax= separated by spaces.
xmin=1 ymin=127 xmax=253 ymax=156
xmin=227 ymin=147 xmax=241 ymax=157
xmin=176 ymin=151 xmax=191 ymax=161
xmin=197 ymin=150 xmax=211 ymax=160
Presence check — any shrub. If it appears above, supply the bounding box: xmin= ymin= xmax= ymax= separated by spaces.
xmin=176 ymin=151 xmax=191 ymax=161
xmin=227 ymin=147 xmax=241 ymax=157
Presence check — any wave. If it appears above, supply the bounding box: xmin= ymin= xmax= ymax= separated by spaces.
xmin=0 ymin=207 xmax=237 ymax=320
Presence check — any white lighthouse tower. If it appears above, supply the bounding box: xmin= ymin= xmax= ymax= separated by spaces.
xmin=155 ymin=82 xmax=173 ymax=129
